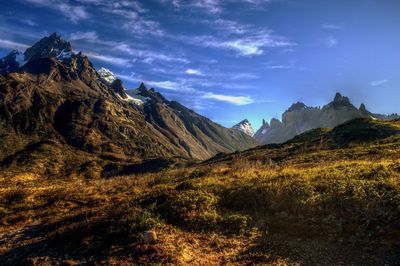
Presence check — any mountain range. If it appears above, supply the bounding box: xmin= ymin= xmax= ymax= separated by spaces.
xmin=251 ymin=92 xmax=399 ymax=144
xmin=0 ymin=33 xmax=256 ymax=177
xmin=1 ymin=33 xmax=399 ymax=178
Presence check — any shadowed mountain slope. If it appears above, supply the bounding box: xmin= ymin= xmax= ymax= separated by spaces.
xmin=0 ymin=33 xmax=256 ymax=177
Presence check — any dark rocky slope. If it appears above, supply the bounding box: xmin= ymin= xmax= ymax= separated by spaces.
xmin=0 ymin=33 xmax=256 ymax=177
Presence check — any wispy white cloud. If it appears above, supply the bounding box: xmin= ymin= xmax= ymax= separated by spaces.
xmin=0 ymin=39 xmax=29 ymax=50
xmin=266 ymin=65 xmax=292 ymax=69
xmin=186 ymin=34 xmax=293 ymax=56
xmin=147 ymin=80 xmax=198 ymax=92
xmin=58 ymin=3 xmax=88 ymax=23
xmin=202 ymin=92 xmax=254 ymax=105
xmin=322 ymin=24 xmax=342 ymax=30
xmin=123 ymin=19 xmax=164 ymax=36
xmin=76 ymin=0 xmax=162 ymax=36
xmin=370 ymin=79 xmax=389 ymax=87
xmin=119 ymin=76 xmax=255 ymax=106
xmin=324 ymin=36 xmax=338 ymax=48
xmin=24 ymin=0 xmax=89 ymax=23
xmin=114 ymin=43 xmax=189 ymax=64
xmin=185 ymin=69 xmax=204 ymax=76
xmin=161 ymin=0 xmax=272 ymax=13
xmin=116 ymin=73 xmax=141 ymax=83
xmin=177 ymin=19 xmax=295 ymax=56
xmin=69 ymin=31 xmax=98 ymax=41
xmin=19 ymin=18 xmax=37 ymax=26
xmin=264 ymin=61 xmax=295 ymax=70
xmin=147 ymin=80 xmax=180 ymax=90
xmin=85 ymin=52 xmax=132 ymax=66
xmin=230 ymin=73 xmax=259 ymax=80
xmin=76 ymin=0 xmax=147 ymax=13
xmin=69 ymin=33 xmax=189 ymax=64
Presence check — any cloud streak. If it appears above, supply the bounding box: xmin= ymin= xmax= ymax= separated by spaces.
xmin=178 ymin=19 xmax=296 ymax=56
xmin=370 ymin=79 xmax=389 ymax=87
xmin=0 ymin=39 xmax=29 ymax=50
xmin=69 ymin=31 xmax=189 ymax=64
xmin=322 ymin=24 xmax=342 ymax=30
xmin=86 ymin=52 xmax=132 ymax=66
xmin=24 ymin=0 xmax=89 ymax=23
xmin=202 ymin=92 xmax=254 ymax=105
xmin=186 ymin=69 xmax=204 ymax=76
xmin=324 ymin=36 xmax=338 ymax=48
xmin=161 ymin=0 xmax=272 ymax=13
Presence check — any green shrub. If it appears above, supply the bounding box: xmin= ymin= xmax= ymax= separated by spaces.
xmin=189 ymin=167 xmax=212 ymax=178
xmin=222 ymin=214 xmax=250 ymax=234
xmin=108 ymin=203 xmax=160 ymax=238
xmin=159 ymin=190 xmax=220 ymax=230
xmin=175 ymin=181 xmax=194 ymax=191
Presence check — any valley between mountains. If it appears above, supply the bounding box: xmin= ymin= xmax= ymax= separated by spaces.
xmin=1 ymin=34 xmax=400 ymax=265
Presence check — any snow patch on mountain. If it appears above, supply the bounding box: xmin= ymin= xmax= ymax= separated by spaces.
xmin=232 ymin=119 xmax=254 ymax=136
xmin=57 ymin=49 xmax=74 ymax=61
xmin=15 ymin=51 xmax=26 ymax=66
xmin=98 ymin=67 xmax=117 ymax=84
xmin=127 ymin=89 xmax=152 ymax=106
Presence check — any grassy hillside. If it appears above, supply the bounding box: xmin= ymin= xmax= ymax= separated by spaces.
xmin=1 ymin=118 xmax=400 ymax=265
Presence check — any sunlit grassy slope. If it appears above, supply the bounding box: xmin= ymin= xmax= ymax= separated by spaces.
xmin=1 ymin=118 xmax=400 ymax=265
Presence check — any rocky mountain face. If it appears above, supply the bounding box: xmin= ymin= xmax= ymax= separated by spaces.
xmin=126 ymin=86 xmax=257 ymax=159
xmin=254 ymin=93 xmax=399 ymax=144
xmin=0 ymin=33 xmax=256 ymax=177
xmin=231 ymin=119 xmax=254 ymax=136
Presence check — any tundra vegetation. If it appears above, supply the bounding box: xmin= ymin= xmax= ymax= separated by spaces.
xmin=1 ymin=118 xmax=400 ymax=265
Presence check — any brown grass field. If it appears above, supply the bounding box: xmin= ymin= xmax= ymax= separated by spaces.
xmin=1 ymin=119 xmax=400 ymax=265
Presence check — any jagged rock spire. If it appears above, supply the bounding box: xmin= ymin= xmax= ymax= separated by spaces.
xmin=139 ymin=82 xmax=147 ymax=91
xmin=24 ymin=32 xmax=72 ymax=62
xmin=359 ymin=103 xmax=369 ymax=116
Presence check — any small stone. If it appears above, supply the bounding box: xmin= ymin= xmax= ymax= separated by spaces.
xmin=143 ymin=230 xmax=157 ymax=244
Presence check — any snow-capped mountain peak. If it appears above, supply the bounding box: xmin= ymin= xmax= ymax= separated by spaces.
xmin=232 ymin=119 xmax=254 ymax=136
xmin=98 ymin=67 xmax=117 ymax=84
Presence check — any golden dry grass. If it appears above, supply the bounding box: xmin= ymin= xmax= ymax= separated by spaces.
xmin=1 ymin=119 xmax=400 ymax=265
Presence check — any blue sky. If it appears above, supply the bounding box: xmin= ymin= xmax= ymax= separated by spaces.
xmin=1 ymin=0 xmax=400 ymax=130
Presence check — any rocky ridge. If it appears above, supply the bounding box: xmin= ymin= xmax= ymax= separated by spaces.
xmin=254 ymin=93 xmax=399 ymax=144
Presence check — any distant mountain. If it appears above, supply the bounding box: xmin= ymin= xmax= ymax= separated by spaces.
xmin=231 ymin=119 xmax=254 ymax=136
xmin=254 ymin=93 xmax=399 ymax=144
xmin=0 ymin=33 xmax=256 ymax=177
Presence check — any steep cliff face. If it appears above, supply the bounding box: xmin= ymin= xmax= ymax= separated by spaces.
xmin=254 ymin=93 xmax=399 ymax=144
xmin=0 ymin=33 xmax=257 ymax=177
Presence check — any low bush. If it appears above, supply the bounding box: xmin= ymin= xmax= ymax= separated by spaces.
xmin=107 ymin=203 xmax=161 ymax=239
xmin=222 ymin=214 xmax=250 ymax=234
xmin=158 ymin=189 xmax=220 ymax=231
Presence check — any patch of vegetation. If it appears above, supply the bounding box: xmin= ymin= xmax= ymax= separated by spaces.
xmin=1 ymin=118 xmax=400 ymax=264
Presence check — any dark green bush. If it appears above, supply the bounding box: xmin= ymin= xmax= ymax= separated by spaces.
xmin=108 ymin=203 xmax=160 ymax=238
xmin=189 ymin=167 xmax=212 ymax=178
xmin=159 ymin=190 xmax=220 ymax=230
xmin=222 ymin=214 xmax=250 ymax=234
xmin=175 ymin=181 xmax=194 ymax=191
